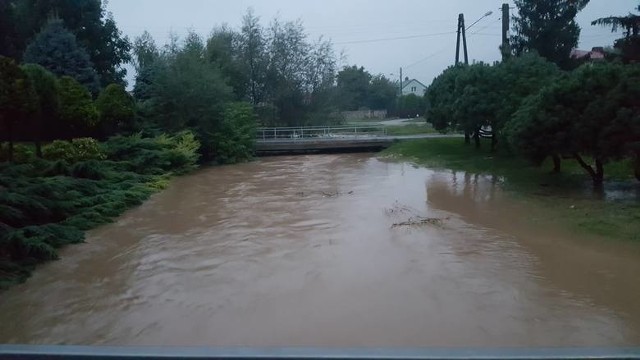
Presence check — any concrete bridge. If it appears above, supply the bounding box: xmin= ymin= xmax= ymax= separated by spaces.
xmin=255 ymin=126 xmax=454 ymax=155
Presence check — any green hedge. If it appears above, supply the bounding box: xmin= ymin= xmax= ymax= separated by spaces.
xmin=0 ymin=131 xmax=200 ymax=289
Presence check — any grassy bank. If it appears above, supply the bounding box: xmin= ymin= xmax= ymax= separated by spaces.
xmin=381 ymin=138 xmax=640 ymax=242
xmin=385 ymin=124 xmax=437 ymax=136
xmin=0 ymin=132 xmax=200 ymax=289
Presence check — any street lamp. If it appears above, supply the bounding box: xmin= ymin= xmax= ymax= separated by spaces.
xmin=467 ymin=11 xmax=493 ymax=31
xmin=456 ymin=10 xmax=493 ymax=65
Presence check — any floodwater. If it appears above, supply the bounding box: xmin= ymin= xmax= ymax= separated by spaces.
xmin=1 ymin=154 xmax=640 ymax=346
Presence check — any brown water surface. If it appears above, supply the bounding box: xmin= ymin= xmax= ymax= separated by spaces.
xmin=1 ymin=154 xmax=639 ymax=346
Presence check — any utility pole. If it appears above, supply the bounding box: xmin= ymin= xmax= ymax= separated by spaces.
xmin=461 ymin=16 xmax=468 ymax=65
xmin=399 ymin=67 xmax=403 ymax=96
xmin=455 ymin=14 xmax=469 ymax=65
xmin=455 ymin=14 xmax=462 ymax=64
xmin=501 ymin=3 xmax=510 ymax=60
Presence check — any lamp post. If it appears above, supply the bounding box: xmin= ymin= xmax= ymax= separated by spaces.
xmin=456 ymin=11 xmax=493 ymax=65
xmin=467 ymin=11 xmax=493 ymax=31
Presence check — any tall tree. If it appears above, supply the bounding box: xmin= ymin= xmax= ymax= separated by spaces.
xmin=240 ymin=9 xmax=268 ymax=105
xmin=336 ymin=66 xmax=372 ymax=111
xmin=592 ymin=3 xmax=640 ymax=63
xmin=132 ymin=31 xmax=159 ymax=72
xmin=511 ymin=0 xmax=590 ymax=69
xmin=368 ymin=75 xmax=397 ymax=112
xmin=0 ymin=56 xmax=37 ymax=162
xmin=140 ymin=31 xmax=233 ymax=159
xmin=265 ymin=19 xmax=312 ymax=125
xmin=9 ymin=0 xmax=131 ymax=86
xmin=305 ymin=37 xmax=336 ymax=94
xmin=207 ymin=26 xmax=247 ymax=101
xmin=132 ymin=31 xmax=159 ymax=103
xmin=23 ymin=19 xmax=100 ymax=94
xmin=0 ymin=1 xmax=21 ymax=59
xmin=21 ymin=64 xmax=60 ymax=157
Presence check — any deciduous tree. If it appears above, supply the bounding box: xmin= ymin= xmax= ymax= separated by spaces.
xmin=336 ymin=66 xmax=372 ymax=111
xmin=240 ymin=9 xmax=268 ymax=105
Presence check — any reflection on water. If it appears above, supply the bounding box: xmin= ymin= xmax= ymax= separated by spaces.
xmin=0 ymin=154 xmax=639 ymax=346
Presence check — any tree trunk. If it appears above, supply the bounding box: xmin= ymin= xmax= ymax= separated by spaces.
xmin=7 ymin=121 xmax=14 ymax=163
xmin=35 ymin=141 xmax=42 ymax=158
xmin=573 ymin=153 xmax=603 ymax=187
xmin=551 ymin=154 xmax=561 ymax=173
xmin=594 ymin=157 xmax=604 ymax=186
xmin=474 ymin=128 xmax=481 ymax=149
xmin=491 ymin=133 xmax=498 ymax=152
xmin=464 ymin=130 xmax=470 ymax=145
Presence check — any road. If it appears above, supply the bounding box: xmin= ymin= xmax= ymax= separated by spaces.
xmin=351 ymin=118 xmax=426 ymax=126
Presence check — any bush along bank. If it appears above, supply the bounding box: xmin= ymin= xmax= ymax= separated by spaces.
xmin=0 ymin=132 xmax=200 ymax=289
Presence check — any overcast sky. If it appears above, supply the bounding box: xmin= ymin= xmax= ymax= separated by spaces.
xmin=107 ymin=0 xmax=637 ymax=87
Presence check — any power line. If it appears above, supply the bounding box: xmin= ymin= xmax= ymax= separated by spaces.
xmin=468 ymin=18 xmax=502 ymax=36
xmin=469 ymin=33 xmax=502 ymax=36
xmin=333 ymin=31 xmax=456 ymax=45
xmin=404 ymin=16 xmax=501 ymax=70
xmin=404 ymin=46 xmax=451 ymax=69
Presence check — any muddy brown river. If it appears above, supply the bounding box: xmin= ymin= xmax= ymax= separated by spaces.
xmin=1 ymin=154 xmax=640 ymax=346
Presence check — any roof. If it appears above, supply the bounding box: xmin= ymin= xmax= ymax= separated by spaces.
xmin=570 ymin=47 xmax=606 ymax=60
xmin=402 ymin=79 xmax=427 ymax=90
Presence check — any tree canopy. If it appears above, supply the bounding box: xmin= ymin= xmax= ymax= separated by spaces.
xmin=334 ymin=66 xmax=398 ymax=113
xmin=592 ymin=3 xmax=640 ymax=63
xmin=96 ymin=84 xmax=135 ymax=135
xmin=1 ymin=0 xmax=131 ymax=86
xmin=506 ymin=62 xmax=640 ymax=184
xmin=0 ymin=56 xmax=38 ymax=161
xmin=23 ymin=20 xmax=100 ymax=94
xmin=426 ymin=54 xmax=560 ymax=149
xmin=57 ymin=76 xmax=99 ymax=135
xmin=511 ymin=0 xmax=590 ymax=69
xmin=336 ymin=66 xmax=373 ymax=111
xmin=21 ymin=64 xmax=60 ymax=156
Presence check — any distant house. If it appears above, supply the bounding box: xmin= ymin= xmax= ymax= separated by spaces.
xmin=401 ymin=78 xmax=427 ymax=96
xmin=570 ymin=47 xmax=606 ymax=61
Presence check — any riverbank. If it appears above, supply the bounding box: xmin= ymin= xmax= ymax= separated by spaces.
xmin=381 ymin=138 xmax=640 ymax=242
xmin=385 ymin=124 xmax=437 ymax=136
xmin=0 ymin=132 xmax=200 ymax=289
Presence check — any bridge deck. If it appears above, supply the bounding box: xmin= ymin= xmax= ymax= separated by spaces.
xmin=254 ymin=126 xmax=458 ymax=155
xmin=255 ymin=137 xmax=394 ymax=154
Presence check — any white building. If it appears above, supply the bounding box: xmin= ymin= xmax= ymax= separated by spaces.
xmin=401 ymin=78 xmax=427 ymax=96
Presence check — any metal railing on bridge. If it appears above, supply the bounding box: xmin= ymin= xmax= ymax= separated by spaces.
xmin=256 ymin=125 xmax=387 ymax=141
